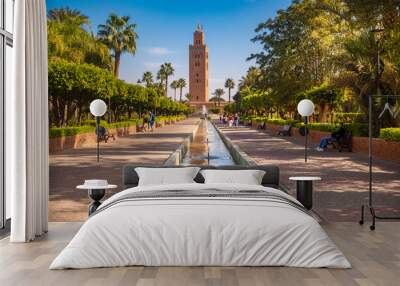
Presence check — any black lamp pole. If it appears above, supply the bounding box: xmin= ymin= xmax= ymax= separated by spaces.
xmin=304 ymin=116 xmax=308 ymax=163
xmin=96 ymin=116 xmax=100 ymax=162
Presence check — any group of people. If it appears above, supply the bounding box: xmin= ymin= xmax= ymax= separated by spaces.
xmin=220 ymin=113 xmax=240 ymax=128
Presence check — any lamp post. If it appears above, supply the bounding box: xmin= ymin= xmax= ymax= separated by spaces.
xmin=297 ymin=99 xmax=315 ymax=163
xmin=90 ymin=99 xmax=107 ymax=162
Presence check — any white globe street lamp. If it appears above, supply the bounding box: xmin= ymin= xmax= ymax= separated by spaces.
xmin=297 ymin=99 xmax=315 ymax=117
xmin=90 ymin=99 xmax=107 ymax=162
xmin=90 ymin=99 xmax=107 ymax=117
xmin=297 ymin=99 xmax=315 ymax=163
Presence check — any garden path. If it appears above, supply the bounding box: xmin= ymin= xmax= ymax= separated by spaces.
xmin=216 ymin=123 xmax=400 ymax=222
xmin=49 ymin=118 xmax=200 ymax=221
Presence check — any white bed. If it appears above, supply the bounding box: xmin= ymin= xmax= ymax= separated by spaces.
xmin=50 ymin=183 xmax=350 ymax=269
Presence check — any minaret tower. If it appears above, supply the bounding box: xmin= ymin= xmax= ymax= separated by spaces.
xmin=189 ymin=25 xmax=209 ymax=102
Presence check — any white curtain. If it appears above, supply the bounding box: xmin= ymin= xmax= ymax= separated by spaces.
xmin=9 ymin=0 xmax=49 ymax=242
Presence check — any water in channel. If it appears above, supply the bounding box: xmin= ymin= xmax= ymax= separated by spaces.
xmin=182 ymin=119 xmax=235 ymax=166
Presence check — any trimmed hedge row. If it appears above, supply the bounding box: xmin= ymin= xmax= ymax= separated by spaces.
xmin=267 ymin=119 xmax=298 ymax=126
xmin=49 ymin=125 xmax=95 ymax=138
xmin=293 ymin=122 xmax=369 ymax=137
xmin=294 ymin=123 xmax=336 ymax=132
xmin=49 ymin=120 xmax=140 ymax=138
xmin=249 ymin=116 xmax=298 ymax=126
xmin=380 ymin=128 xmax=400 ymax=141
xmin=156 ymin=115 xmax=186 ymax=122
xmin=49 ymin=116 xmax=184 ymax=138
xmin=246 ymin=116 xmax=400 ymax=141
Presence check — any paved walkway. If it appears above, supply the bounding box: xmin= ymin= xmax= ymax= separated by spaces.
xmin=216 ymin=124 xmax=400 ymax=222
xmin=49 ymin=118 xmax=200 ymax=221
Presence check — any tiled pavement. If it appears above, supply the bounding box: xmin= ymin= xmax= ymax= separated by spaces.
xmin=216 ymin=124 xmax=400 ymax=222
xmin=49 ymin=118 xmax=200 ymax=221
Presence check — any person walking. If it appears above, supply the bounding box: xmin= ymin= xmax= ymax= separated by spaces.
xmin=149 ymin=111 xmax=156 ymax=132
xmin=234 ymin=114 xmax=239 ymax=127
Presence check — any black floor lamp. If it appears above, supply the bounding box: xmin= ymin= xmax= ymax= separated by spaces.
xmin=359 ymin=94 xmax=400 ymax=230
xmin=90 ymin=99 xmax=107 ymax=162
xmin=297 ymin=99 xmax=315 ymax=163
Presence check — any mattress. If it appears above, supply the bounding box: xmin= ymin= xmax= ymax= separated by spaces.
xmin=50 ymin=183 xmax=350 ymax=269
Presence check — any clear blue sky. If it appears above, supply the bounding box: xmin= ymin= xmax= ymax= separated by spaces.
xmin=46 ymin=0 xmax=292 ymax=100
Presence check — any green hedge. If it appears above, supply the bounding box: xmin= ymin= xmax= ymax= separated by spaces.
xmin=155 ymin=115 xmax=186 ymax=122
xmin=49 ymin=120 xmax=139 ymax=138
xmin=49 ymin=126 xmax=95 ymax=138
xmin=334 ymin=112 xmax=365 ymax=123
xmin=250 ymin=116 xmax=298 ymax=126
xmin=50 ymin=116 xmax=184 ymax=138
xmin=344 ymin=123 xmax=369 ymax=137
xmin=267 ymin=119 xmax=298 ymax=126
xmin=209 ymin=108 xmax=220 ymax=114
xmin=293 ymin=122 xmax=369 ymax=137
xmin=294 ymin=123 xmax=336 ymax=132
xmin=380 ymin=128 xmax=400 ymax=141
xmin=247 ymin=115 xmax=370 ymax=136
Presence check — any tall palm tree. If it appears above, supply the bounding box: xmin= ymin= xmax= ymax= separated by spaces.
xmin=159 ymin=63 xmax=174 ymax=96
xmin=224 ymin=78 xmax=235 ymax=103
xmin=212 ymin=88 xmax=225 ymax=107
xmin=157 ymin=69 xmax=166 ymax=84
xmin=97 ymin=14 xmax=138 ymax=78
xmin=141 ymin=71 xmax=154 ymax=87
xmin=177 ymin=78 xmax=187 ymax=102
xmin=170 ymin=80 xmax=179 ymax=101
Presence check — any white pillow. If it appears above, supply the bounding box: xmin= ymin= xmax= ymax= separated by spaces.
xmin=200 ymin=169 xmax=266 ymax=185
xmin=135 ymin=167 xmax=200 ymax=186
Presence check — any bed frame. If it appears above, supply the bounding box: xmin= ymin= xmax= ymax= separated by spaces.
xmin=122 ymin=165 xmax=280 ymax=189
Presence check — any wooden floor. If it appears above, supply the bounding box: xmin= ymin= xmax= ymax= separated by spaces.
xmin=0 ymin=222 xmax=399 ymax=286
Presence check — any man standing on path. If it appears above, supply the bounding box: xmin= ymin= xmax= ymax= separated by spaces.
xmin=149 ymin=111 xmax=156 ymax=132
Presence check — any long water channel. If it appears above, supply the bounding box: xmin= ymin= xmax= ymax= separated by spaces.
xmin=182 ymin=119 xmax=235 ymax=166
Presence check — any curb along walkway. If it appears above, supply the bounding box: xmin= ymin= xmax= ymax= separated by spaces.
xmin=215 ymin=123 xmax=400 ymax=222
xmin=49 ymin=118 xmax=200 ymax=221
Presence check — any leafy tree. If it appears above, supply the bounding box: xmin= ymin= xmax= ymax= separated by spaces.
xmin=224 ymin=78 xmax=235 ymax=103
xmin=296 ymin=84 xmax=342 ymax=122
xmin=98 ymin=14 xmax=138 ymax=78
xmin=48 ymin=59 xmax=190 ymax=127
xmin=243 ymin=0 xmax=400 ymax=129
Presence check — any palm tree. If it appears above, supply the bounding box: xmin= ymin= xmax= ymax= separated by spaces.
xmin=185 ymin=93 xmax=192 ymax=101
xmin=156 ymin=69 xmax=166 ymax=85
xmin=48 ymin=7 xmax=89 ymax=26
xmin=97 ymin=14 xmax=138 ymax=78
xmin=212 ymin=88 xmax=225 ymax=107
xmin=141 ymin=71 xmax=154 ymax=87
xmin=177 ymin=78 xmax=187 ymax=101
xmin=224 ymin=78 xmax=235 ymax=103
xmin=170 ymin=80 xmax=179 ymax=101
xmin=159 ymin=63 xmax=174 ymax=96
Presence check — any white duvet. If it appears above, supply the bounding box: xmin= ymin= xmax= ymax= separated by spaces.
xmin=50 ymin=183 xmax=351 ymax=269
